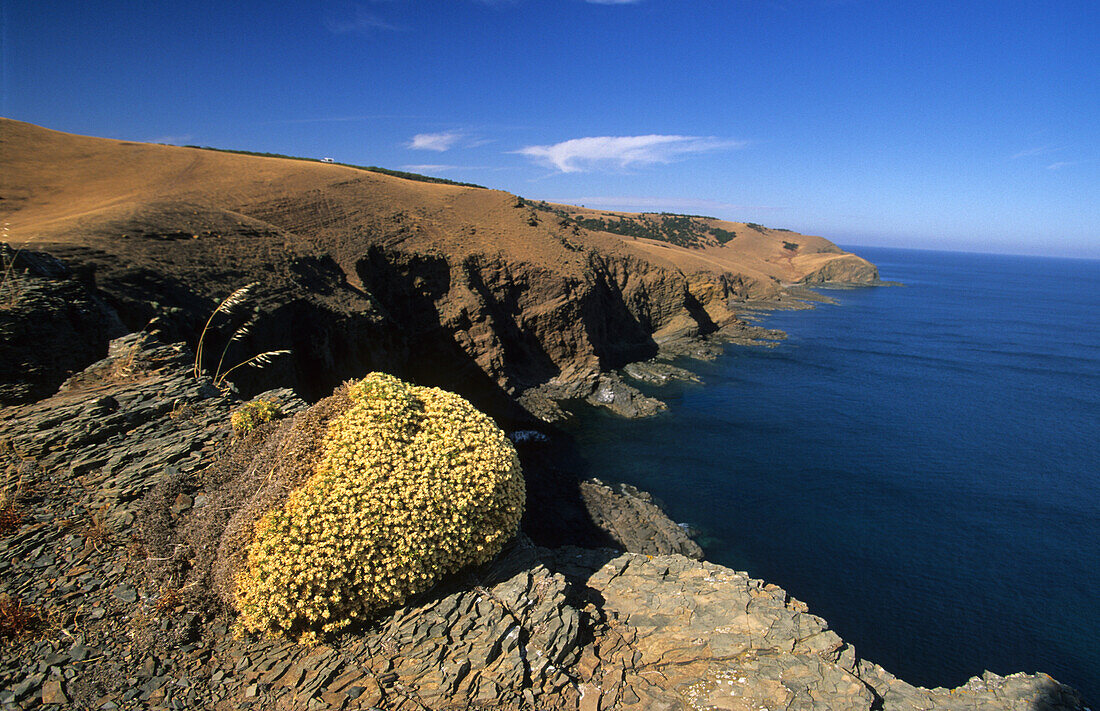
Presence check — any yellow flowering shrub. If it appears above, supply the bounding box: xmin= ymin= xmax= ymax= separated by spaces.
xmin=230 ymin=399 xmax=284 ymax=435
xmin=231 ymin=373 xmax=525 ymax=636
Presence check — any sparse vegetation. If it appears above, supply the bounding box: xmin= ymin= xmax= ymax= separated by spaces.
xmin=0 ymin=234 xmax=33 ymax=309
xmin=712 ymin=227 xmax=737 ymax=245
xmin=182 ymin=145 xmax=487 ymax=189
xmin=84 ymin=503 xmax=114 ymax=553
xmin=153 ymin=585 xmax=184 ymax=616
xmin=0 ymin=495 xmax=21 ymax=536
xmin=524 ymin=203 xmax=740 ymax=249
xmin=231 ymin=399 xmax=284 ymax=435
xmin=0 ymin=468 xmax=26 ymax=536
xmin=0 ymin=595 xmax=43 ymax=640
xmin=746 ymin=222 xmax=768 ymax=233
xmin=783 ymin=241 xmax=800 ymax=251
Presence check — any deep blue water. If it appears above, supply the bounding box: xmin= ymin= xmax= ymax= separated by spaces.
xmin=564 ymin=246 xmax=1100 ymax=700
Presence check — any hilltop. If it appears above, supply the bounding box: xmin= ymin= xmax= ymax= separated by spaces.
xmin=1 ymin=118 xmax=876 ymax=417
xmin=0 ymin=120 xmax=1086 ymax=710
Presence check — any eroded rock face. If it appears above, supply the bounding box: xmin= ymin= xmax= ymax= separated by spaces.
xmin=796 ymin=252 xmax=881 ymax=284
xmin=580 ymin=479 xmax=704 ymax=559
xmin=576 ymin=554 xmax=1087 ymax=711
xmin=0 ymin=244 xmax=125 ymax=405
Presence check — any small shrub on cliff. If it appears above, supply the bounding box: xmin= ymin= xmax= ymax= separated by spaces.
xmin=227 ymin=373 xmax=525 ymax=638
xmin=0 ymin=477 xmax=26 ymax=536
xmin=231 ymin=400 xmax=284 ymax=435
xmin=0 ymin=497 xmax=21 ymax=536
xmin=0 ymin=595 xmax=43 ymax=640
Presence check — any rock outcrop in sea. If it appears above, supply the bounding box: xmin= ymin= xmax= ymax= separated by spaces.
xmin=0 ymin=332 xmax=1087 ymax=710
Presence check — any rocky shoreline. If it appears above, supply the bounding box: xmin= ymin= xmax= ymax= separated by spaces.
xmin=0 ymin=121 xmax=1087 ymax=708
xmin=0 ymin=327 xmax=1088 ymax=709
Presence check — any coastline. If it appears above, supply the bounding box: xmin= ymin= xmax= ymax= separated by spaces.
xmin=562 ymin=248 xmax=1099 ymax=700
xmin=0 ymin=329 xmax=1087 ymax=709
xmin=0 ymin=122 xmax=1089 ymax=708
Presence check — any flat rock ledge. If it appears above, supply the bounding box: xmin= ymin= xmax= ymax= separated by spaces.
xmin=0 ymin=335 xmax=1088 ymax=710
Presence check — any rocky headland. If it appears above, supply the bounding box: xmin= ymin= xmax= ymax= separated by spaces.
xmin=0 ymin=120 xmax=1089 ymax=709
xmin=0 ymin=334 xmax=1086 ymax=709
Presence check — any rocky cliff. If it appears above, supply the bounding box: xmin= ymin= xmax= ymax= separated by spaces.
xmin=1 ymin=119 xmax=878 ymax=421
xmin=0 ymin=336 xmax=1086 ymax=709
xmin=1 ymin=120 xmax=1084 ymax=709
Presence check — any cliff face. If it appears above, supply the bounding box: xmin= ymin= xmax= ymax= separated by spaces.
xmin=0 ymin=120 xmax=1085 ymax=707
xmin=0 ymin=338 xmax=1085 ymax=710
xmin=1 ymin=119 xmax=878 ymax=419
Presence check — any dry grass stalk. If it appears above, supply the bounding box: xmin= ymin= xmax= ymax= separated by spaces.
xmin=193 ymin=282 xmax=257 ymax=379
xmin=212 ymin=349 xmax=291 ymax=392
xmin=84 ymin=503 xmax=113 ymax=552
xmin=0 ymin=231 xmax=35 ymax=309
xmin=192 ymin=283 xmax=290 ymax=392
xmin=0 ymin=465 xmax=27 ymax=536
xmin=153 ymin=586 xmax=181 ymax=615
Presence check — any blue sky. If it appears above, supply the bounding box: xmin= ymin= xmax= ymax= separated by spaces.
xmin=4 ymin=1 xmax=1098 ymax=257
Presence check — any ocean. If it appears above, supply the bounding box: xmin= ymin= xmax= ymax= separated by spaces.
xmin=564 ymin=246 xmax=1100 ymax=700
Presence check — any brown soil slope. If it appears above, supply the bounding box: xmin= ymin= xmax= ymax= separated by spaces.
xmin=1 ymin=118 xmax=877 ymax=412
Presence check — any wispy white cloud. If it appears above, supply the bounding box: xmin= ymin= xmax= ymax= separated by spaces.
xmin=1011 ymin=145 xmax=1062 ymax=159
xmin=568 ymin=196 xmax=782 ymax=213
xmin=514 ymin=135 xmax=744 ymax=173
xmin=401 ymin=164 xmax=459 ymax=172
xmin=324 ymin=3 xmax=402 ymax=33
xmin=409 ymin=131 xmax=464 ymax=151
xmin=1046 ymin=161 xmax=1078 ymax=170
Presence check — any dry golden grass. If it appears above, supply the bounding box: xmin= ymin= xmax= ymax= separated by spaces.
xmin=0 ymin=118 xmax=870 ymax=294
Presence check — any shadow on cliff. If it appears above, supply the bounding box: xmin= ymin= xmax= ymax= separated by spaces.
xmin=1027 ymin=676 xmax=1089 ymax=711
xmin=27 ymin=241 xmax=629 ymax=552
xmin=354 ymin=247 xmax=620 ymax=551
xmin=581 ymin=256 xmax=661 ymax=370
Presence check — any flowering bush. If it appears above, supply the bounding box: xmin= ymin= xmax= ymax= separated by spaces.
xmin=230 ymin=399 xmax=283 ymax=435
xmin=231 ymin=373 xmax=525 ymax=636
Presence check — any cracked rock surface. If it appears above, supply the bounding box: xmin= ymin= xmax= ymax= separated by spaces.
xmin=0 ymin=333 xmax=1088 ymax=710
xmin=576 ymin=554 xmax=1086 ymax=711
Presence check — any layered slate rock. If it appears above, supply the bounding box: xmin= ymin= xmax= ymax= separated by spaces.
xmin=577 ymin=554 xmax=1087 ymax=711
xmin=0 ymin=331 xmax=303 ymax=531
xmin=0 ymin=331 xmax=1088 ymax=710
xmin=202 ymin=539 xmax=583 ymax=710
xmin=580 ymin=479 xmax=704 ymax=559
